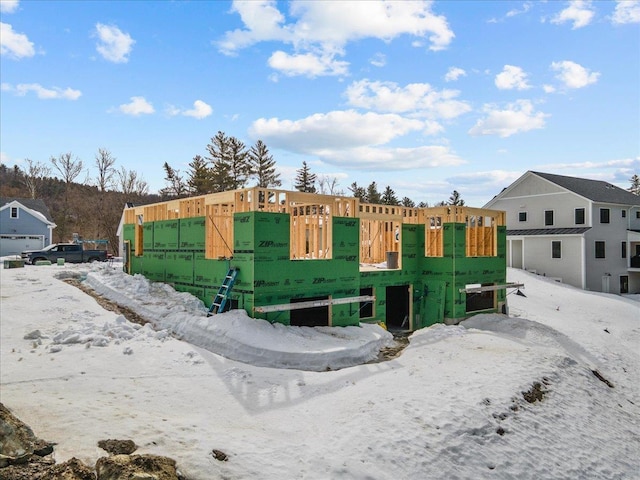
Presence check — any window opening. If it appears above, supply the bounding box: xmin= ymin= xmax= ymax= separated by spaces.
xmin=575 ymin=208 xmax=585 ymax=225
xmin=545 ymin=210 xmax=554 ymax=226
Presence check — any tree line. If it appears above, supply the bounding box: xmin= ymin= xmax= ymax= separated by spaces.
xmin=4 ymin=130 xmax=637 ymax=255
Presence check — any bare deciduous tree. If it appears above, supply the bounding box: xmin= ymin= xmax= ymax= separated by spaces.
xmin=22 ymin=158 xmax=51 ymax=199
xmin=95 ymin=148 xmax=116 ymax=192
xmin=51 ymin=152 xmax=84 ymax=241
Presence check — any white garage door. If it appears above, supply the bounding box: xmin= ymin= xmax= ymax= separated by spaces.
xmin=0 ymin=235 xmax=44 ymax=257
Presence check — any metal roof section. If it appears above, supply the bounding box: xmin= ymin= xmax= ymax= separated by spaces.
xmin=506 ymin=227 xmax=592 ymax=236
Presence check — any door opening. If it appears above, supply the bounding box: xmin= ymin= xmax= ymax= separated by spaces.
xmin=385 ymin=285 xmax=410 ymax=331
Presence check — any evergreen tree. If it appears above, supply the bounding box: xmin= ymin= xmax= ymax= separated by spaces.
xmin=417 ymin=201 xmax=429 ymax=208
xmin=160 ymin=162 xmax=187 ymax=199
xmin=401 ymin=197 xmax=415 ymax=207
xmin=628 ymin=174 xmax=640 ymax=195
xmin=381 ymin=185 xmax=400 ymax=205
xmin=348 ymin=182 xmax=367 ymax=201
xmin=187 ymin=155 xmax=214 ymax=195
xmin=366 ymin=182 xmax=381 ymax=204
xmin=206 ymin=131 xmax=233 ymax=192
xmin=294 ymin=161 xmax=317 ymax=193
xmin=227 ymin=136 xmax=250 ymax=190
xmin=447 ymin=190 xmax=465 ymax=206
xmin=249 ymin=140 xmax=281 ymax=188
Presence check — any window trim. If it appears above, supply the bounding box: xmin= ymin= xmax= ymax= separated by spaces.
xmin=600 ymin=208 xmax=610 ymax=224
xmin=10 ymin=206 xmax=19 ymax=219
xmin=544 ymin=210 xmax=554 ymax=226
xmin=518 ymin=211 xmax=527 ymax=222
xmin=574 ymin=207 xmax=585 ymax=225
xmin=622 ymin=209 xmax=626 ymax=218
xmin=552 ymin=240 xmax=562 ymax=259
xmin=595 ymin=241 xmax=606 ymax=259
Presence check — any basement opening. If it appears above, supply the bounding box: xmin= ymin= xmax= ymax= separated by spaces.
xmin=290 ymin=295 xmax=329 ymax=327
xmin=465 ymin=283 xmax=496 ymax=313
xmin=385 ymin=285 xmax=410 ymax=331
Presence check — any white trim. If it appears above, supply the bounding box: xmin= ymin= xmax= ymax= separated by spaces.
xmin=551 ymin=239 xmax=562 ymax=259
xmin=581 ymin=236 xmax=586 ymax=289
xmin=0 ymin=200 xmax=56 ymax=227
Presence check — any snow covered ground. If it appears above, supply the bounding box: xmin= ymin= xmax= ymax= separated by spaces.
xmin=1 ymin=261 xmax=639 ymax=479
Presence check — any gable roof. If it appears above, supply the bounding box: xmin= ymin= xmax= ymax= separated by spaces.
xmin=532 ymin=171 xmax=640 ymax=205
xmin=0 ymin=197 xmax=55 ymax=223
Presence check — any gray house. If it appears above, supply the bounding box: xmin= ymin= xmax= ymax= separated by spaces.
xmin=484 ymin=171 xmax=640 ymax=294
xmin=0 ymin=198 xmax=56 ymax=257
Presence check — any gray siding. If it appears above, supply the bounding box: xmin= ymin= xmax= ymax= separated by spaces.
xmin=0 ymin=206 xmax=51 ymax=239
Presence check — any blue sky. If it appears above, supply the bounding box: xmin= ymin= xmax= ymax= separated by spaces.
xmin=1 ymin=0 xmax=638 ymax=206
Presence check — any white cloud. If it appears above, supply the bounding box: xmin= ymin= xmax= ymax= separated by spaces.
xmin=612 ymin=0 xmax=640 ymax=24
xmin=543 ymin=84 xmax=556 ymax=93
xmin=468 ymin=100 xmax=548 ymax=138
xmin=168 ymin=100 xmax=213 ymax=119
xmin=249 ymin=108 xmax=466 ymax=170
xmin=506 ymin=2 xmax=533 ymax=18
xmin=95 ymin=23 xmax=135 ymax=63
xmin=3 ymin=82 xmax=81 ymax=100
xmin=0 ymin=22 xmax=34 ymax=59
xmin=551 ymin=60 xmax=600 ymax=88
xmin=551 ymin=0 xmax=595 ymax=29
xmin=268 ymin=51 xmax=349 ymax=77
xmin=344 ymin=79 xmax=471 ymax=120
xmin=118 ymin=96 xmax=154 ymax=116
xmin=444 ymin=67 xmax=466 ymax=82
xmin=370 ymin=53 xmax=386 ymax=68
xmin=313 ymin=145 xmax=466 ymax=170
xmin=250 ymin=110 xmax=424 ymax=151
xmin=0 ymin=0 xmax=19 ymax=13
xmin=537 ymin=157 xmax=640 ymax=170
xmin=217 ymin=0 xmax=454 ymax=76
xmin=495 ymin=65 xmax=531 ymax=90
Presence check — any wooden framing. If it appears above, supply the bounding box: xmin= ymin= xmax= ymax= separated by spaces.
xmin=419 ymin=206 xmax=505 ymax=258
xmin=121 ymin=188 xmax=505 ymax=262
xmin=359 ymin=203 xmax=403 ymax=265
xmin=205 ymin=203 xmax=234 ymax=259
xmin=290 ymin=203 xmax=332 ymax=260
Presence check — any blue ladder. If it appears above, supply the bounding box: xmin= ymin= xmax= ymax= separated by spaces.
xmin=208 ymin=268 xmax=239 ymax=315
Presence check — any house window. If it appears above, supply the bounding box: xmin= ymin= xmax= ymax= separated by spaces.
xmin=637 ymin=211 xmax=640 ymax=219
xmin=600 ymin=208 xmax=610 ymax=224
xmin=544 ymin=210 xmax=554 ymax=226
xmin=10 ymin=207 xmax=18 ymax=219
xmin=622 ymin=242 xmax=627 ymax=259
xmin=518 ymin=212 xmax=527 ymax=222
xmin=552 ymin=241 xmax=561 ymax=259
xmin=575 ymin=208 xmax=585 ymax=225
xmin=622 ymin=210 xmax=626 ymax=218
xmin=595 ymin=241 xmax=605 ymax=259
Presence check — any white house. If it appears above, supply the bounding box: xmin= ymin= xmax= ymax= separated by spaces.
xmin=0 ymin=198 xmax=57 ymax=257
xmin=484 ymin=171 xmax=640 ymax=294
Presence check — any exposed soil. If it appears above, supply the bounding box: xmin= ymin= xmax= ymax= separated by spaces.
xmin=63 ymin=278 xmax=149 ymax=326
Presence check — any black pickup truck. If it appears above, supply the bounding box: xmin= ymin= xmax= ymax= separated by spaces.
xmin=21 ymin=243 xmax=109 ymax=264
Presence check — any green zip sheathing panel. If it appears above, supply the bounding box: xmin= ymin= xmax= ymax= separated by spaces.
xmin=418 ymin=224 xmax=506 ymax=324
xmin=233 ymin=212 xmax=360 ymax=326
xmin=124 ymin=212 xmax=506 ymax=330
xmin=179 ymin=217 xmax=206 ymax=250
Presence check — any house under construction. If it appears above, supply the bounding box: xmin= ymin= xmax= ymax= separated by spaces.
xmin=120 ymin=187 xmax=508 ymax=330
